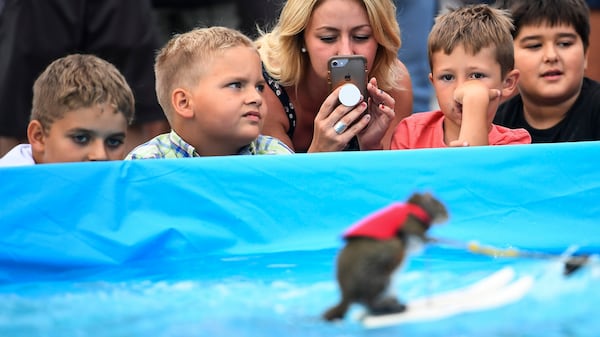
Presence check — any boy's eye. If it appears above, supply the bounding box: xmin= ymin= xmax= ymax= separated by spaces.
xmin=106 ymin=138 xmax=124 ymax=148
xmin=439 ymin=74 xmax=454 ymax=81
xmin=524 ymin=43 xmax=542 ymax=50
xmin=470 ymin=73 xmax=486 ymax=79
xmin=557 ymin=40 xmax=574 ymax=48
xmin=227 ymin=82 xmax=243 ymax=89
xmin=71 ymin=134 xmax=90 ymax=144
xmin=256 ymin=84 xmax=265 ymax=92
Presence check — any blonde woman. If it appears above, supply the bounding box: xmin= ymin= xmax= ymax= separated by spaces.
xmin=257 ymin=0 xmax=413 ymax=152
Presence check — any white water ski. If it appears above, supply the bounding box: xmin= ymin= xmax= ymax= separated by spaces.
xmin=360 ymin=267 xmax=534 ymax=329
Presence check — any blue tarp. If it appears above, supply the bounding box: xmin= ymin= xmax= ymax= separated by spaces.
xmin=1 ymin=142 xmax=599 ymax=336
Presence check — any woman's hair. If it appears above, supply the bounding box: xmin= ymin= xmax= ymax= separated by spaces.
xmin=31 ymin=54 xmax=135 ymax=130
xmin=154 ymin=26 xmax=256 ymax=119
xmin=428 ymin=4 xmax=515 ymax=78
xmin=256 ymin=0 xmax=403 ymax=91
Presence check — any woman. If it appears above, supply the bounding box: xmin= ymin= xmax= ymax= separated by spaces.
xmin=256 ymin=0 xmax=413 ymax=152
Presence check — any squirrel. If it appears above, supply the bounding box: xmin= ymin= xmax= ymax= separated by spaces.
xmin=323 ymin=192 xmax=448 ymax=321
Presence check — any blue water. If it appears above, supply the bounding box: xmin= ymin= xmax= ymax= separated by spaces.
xmin=1 ymin=247 xmax=598 ymax=337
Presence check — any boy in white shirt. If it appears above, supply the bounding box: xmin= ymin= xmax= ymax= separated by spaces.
xmin=0 ymin=54 xmax=134 ymax=166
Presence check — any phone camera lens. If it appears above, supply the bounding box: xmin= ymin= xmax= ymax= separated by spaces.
xmin=332 ymin=61 xmax=338 ymax=66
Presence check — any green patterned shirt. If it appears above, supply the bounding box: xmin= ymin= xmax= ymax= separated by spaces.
xmin=126 ymin=130 xmax=293 ymax=159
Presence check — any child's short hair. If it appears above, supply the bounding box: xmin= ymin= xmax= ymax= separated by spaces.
xmin=428 ymin=4 xmax=515 ymax=77
xmin=154 ymin=26 xmax=256 ymax=120
xmin=505 ymin=0 xmax=590 ymax=52
xmin=31 ymin=54 xmax=135 ymax=131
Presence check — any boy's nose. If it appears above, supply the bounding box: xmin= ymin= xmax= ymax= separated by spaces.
xmin=543 ymin=45 xmax=558 ymax=62
xmin=88 ymin=140 xmax=109 ymax=161
xmin=248 ymin=87 xmax=263 ymax=106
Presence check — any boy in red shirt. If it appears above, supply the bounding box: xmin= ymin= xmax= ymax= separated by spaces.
xmin=391 ymin=4 xmax=531 ymax=149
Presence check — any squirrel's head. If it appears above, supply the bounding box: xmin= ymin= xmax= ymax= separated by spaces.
xmin=400 ymin=192 xmax=449 ymax=240
xmin=407 ymin=192 xmax=449 ymax=224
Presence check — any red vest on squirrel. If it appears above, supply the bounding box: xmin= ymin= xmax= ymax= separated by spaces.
xmin=343 ymin=203 xmax=431 ymax=240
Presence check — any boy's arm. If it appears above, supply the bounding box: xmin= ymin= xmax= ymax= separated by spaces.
xmin=451 ymin=82 xmax=501 ymax=147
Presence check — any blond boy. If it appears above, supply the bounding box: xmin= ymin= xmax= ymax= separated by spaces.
xmin=126 ymin=26 xmax=293 ymax=159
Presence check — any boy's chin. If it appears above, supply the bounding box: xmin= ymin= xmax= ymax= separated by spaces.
xmin=236 ymin=130 xmax=261 ymax=142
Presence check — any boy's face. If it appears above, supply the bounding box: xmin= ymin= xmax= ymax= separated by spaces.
xmin=29 ymin=103 xmax=128 ymax=163
xmin=187 ymin=46 xmax=266 ymax=150
xmin=429 ymin=45 xmax=506 ymax=127
xmin=513 ymin=23 xmax=587 ymax=105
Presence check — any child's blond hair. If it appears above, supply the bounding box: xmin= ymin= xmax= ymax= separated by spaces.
xmin=154 ymin=26 xmax=256 ymax=120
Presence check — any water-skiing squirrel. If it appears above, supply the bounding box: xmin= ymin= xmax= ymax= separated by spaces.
xmin=323 ymin=192 xmax=448 ymax=321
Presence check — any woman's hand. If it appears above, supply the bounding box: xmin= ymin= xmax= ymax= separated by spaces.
xmin=308 ymin=85 xmax=370 ymax=152
xmin=356 ymin=78 xmax=395 ymax=150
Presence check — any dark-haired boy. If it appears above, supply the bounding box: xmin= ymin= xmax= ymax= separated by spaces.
xmin=494 ymin=0 xmax=600 ymax=142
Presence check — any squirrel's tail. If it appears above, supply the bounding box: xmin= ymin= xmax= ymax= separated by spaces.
xmin=322 ymin=300 xmax=350 ymax=321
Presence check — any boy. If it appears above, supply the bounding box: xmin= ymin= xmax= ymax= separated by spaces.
xmin=493 ymin=0 xmax=600 ymax=143
xmin=0 ymin=54 xmax=135 ymax=167
xmin=391 ymin=4 xmax=531 ymax=149
xmin=126 ymin=27 xmax=293 ymax=159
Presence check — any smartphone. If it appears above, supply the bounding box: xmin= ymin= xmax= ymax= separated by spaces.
xmin=327 ymin=55 xmax=368 ymax=99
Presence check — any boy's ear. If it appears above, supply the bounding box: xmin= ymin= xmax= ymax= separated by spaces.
xmin=428 ymin=73 xmax=434 ymax=85
xmin=172 ymin=88 xmax=194 ymax=119
xmin=27 ymin=120 xmax=46 ymax=151
xmin=28 ymin=120 xmax=47 ymax=163
xmin=501 ymin=69 xmax=520 ymax=98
